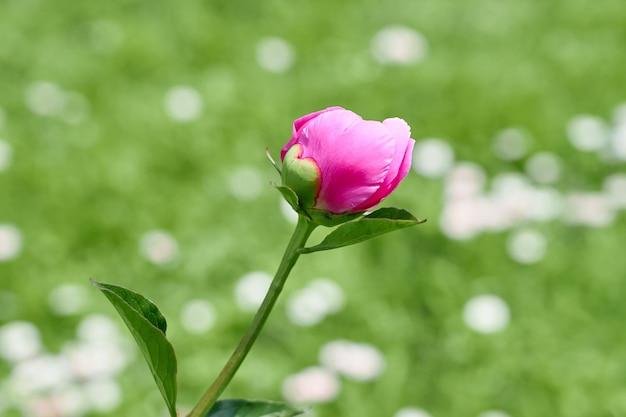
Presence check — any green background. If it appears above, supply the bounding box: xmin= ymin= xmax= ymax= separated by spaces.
xmin=1 ymin=0 xmax=626 ymax=416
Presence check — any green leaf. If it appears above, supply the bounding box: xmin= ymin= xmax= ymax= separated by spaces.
xmin=91 ymin=279 xmax=178 ymax=417
xmin=272 ymin=183 xmax=302 ymax=215
xmin=306 ymin=208 xmax=363 ymax=227
xmin=93 ymin=281 xmax=168 ymax=333
xmin=206 ymin=399 xmax=305 ymax=417
xmin=299 ymin=207 xmax=426 ymax=253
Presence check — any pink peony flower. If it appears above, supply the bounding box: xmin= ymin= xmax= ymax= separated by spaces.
xmin=280 ymin=107 xmax=415 ymax=214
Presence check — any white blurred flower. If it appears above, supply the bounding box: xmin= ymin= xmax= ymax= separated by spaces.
xmin=564 ymin=192 xmax=615 ymax=227
xmin=76 ymin=315 xmax=122 ymax=344
xmin=319 ymin=340 xmax=385 ymax=381
xmin=48 ymin=284 xmax=88 ymax=316
xmin=493 ymin=128 xmax=530 ymax=161
xmin=25 ymin=82 xmax=66 ymax=116
xmin=371 ymin=25 xmax=428 ymax=65
xmin=64 ymin=341 xmax=129 ymax=380
xmin=478 ymin=411 xmax=511 ymax=417
xmin=0 ymin=224 xmax=22 ymax=261
xmin=395 ymin=407 xmax=433 ymax=417
xmin=282 ymin=367 xmax=340 ymax=404
xmin=445 ymin=163 xmax=486 ymax=200
xmin=0 ymin=321 xmax=42 ymax=363
xmin=164 ymin=86 xmax=203 ymax=122
xmin=610 ymin=121 xmax=626 ymax=160
xmin=140 ymin=230 xmax=179 ymax=266
xmin=412 ymin=139 xmax=455 ymax=178
xmin=567 ymin=115 xmax=608 ymax=151
xmin=603 ymin=173 xmax=626 ymax=209
xmin=10 ymin=355 xmax=72 ymax=393
xmin=463 ymin=295 xmax=510 ymax=334
xmin=280 ymin=198 xmax=299 ymax=224
xmin=440 ymin=198 xmax=484 ymax=240
xmin=180 ymin=299 xmax=217 ymax=334
xmin=507 ymin=228 xmax=547 ymax=264
xmin=82 ymin=379 xmax=122 ymax=412
xmin=286 ymin=279 xmax=345 ymax=327
xmin=235 ymin=271 xmax=272 ymax=312
xmin=227 ymin=166 xmax=263 ymax=201
xmin=256 ymin=37 xmax=295 ymax=73
xmin=525 ymin=152 xmax=561 ymax=184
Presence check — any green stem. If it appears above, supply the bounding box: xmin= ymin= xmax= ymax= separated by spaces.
xmin=187 ymin=215 xmax=317 ymax=417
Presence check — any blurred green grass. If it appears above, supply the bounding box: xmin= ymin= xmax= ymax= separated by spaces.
xmin=1 ymin=0 xmax=626 ymax=416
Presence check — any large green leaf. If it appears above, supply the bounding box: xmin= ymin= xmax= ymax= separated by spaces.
xmin=206 ymin=399 xmax=305 ymax=417
xmin=299 ymin=207 xmax=426 ymax=253
xmin=91 ymin=279 xmax=178 ymax=417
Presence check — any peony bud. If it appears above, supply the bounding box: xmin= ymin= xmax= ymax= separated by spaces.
xmin=280 ymin=107 xmax=415 ymax=215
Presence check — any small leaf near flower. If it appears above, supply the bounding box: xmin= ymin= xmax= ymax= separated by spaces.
xmin=205 ymin=399 xmax=305 ymax=417
xmin=299 ymin=207 xmax=426 ymax=253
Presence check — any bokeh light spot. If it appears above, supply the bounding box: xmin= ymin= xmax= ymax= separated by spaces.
xmin=525 ymin=152 xmax=561 ymax=184
xmin=180 ymin=299 xmax=217 ymax=334
xmin=140 ymin=230 xmax=179 ymax=266
xmin=227 ymin=166 xmax=263 ymax=201
xmin=478 ymin=411 xmax=512 ymax=417
xmin=235 ymin=271 xmax=272 ymax=312
xmin=371 ymin=25 xmax=428 ymax=65
xmin=286 ymin=279 xmax=345 ymax=326
xmin=603 ymin=173 xmax=626 ymax=209
xmin=280 ymin=198 xmax=299 ymax=224
xmin=0 ymin=224 xmax=23 ymax=261
xmin=48 ymin=284 xmax=89 ymax=316
xmin=567 ymin=115 xmax=608 ymax=151
xmin=610 ymin=121 xmax=626 ymax=159
xmin=83 ymin=379 xmax=122 ymax=412
xmin=564 ymin=192 xmax=615 ymax=227
xmin=493 ymin=128 xmax=530 ymax=161
xmin=319 ymin=340 xmax=385 ymax=381
xmin=507 ymin=228 xmax=547 ymax=264
xmin=282 ymin=367 xmax=340 ymax=404
xmin=256 ymin=37 xmax=295 ymax=73
xmin=412 ymin=139 xmax=455 ymax=178
xmin=164 ymin=86 xmax=203 ymax=122
xmin=463 ymin=294 xmax=510 ymax=333
xmin=445 ymin=162 xmax=486 ymax=200
xmin=0 ymin=321 xmax=42 ymax=362
xmin=25 ymin=82 xmax=66 ymax=116
xmin=394 ymin=407 xmax=433 ymax=417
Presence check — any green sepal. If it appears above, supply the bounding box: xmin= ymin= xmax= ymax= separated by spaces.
xmin=91 ymin=279 xmax=178 ymax=417
xmin=273 ymin=183 xmax=307 ymax=216
xmin=205 ymin=399 xmax=305 ymax=417
xmin=265 ymin=148 xmax=281 ymax=175
xmin=281 ymin=144 xmax=321 ymax=209
xmin=299 ymin=207 xmax=426 ymax=253
xmin=306 ymin=208 xmax=364 ymax=227
xmin=272 ymin=183 xmax=364 ymax=227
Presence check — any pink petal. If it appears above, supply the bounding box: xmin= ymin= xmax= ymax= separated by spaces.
xmin=353 ymin=118 xmax=414 ymax=211
xmin=298 ymin=110 xmax=395 ymax=213
xmin=281 ymin=106 xmax=344 ymax=161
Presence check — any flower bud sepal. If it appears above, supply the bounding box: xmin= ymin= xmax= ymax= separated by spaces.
xmin=272 ymin=182 xmax=364 ymax=227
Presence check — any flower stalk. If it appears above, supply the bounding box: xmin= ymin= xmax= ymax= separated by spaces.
xmin=187 ymin=215 xmax=317 ymax=417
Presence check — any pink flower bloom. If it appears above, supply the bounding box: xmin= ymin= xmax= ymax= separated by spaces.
xmin=281 ymin=107 xmax=415 ymax=214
